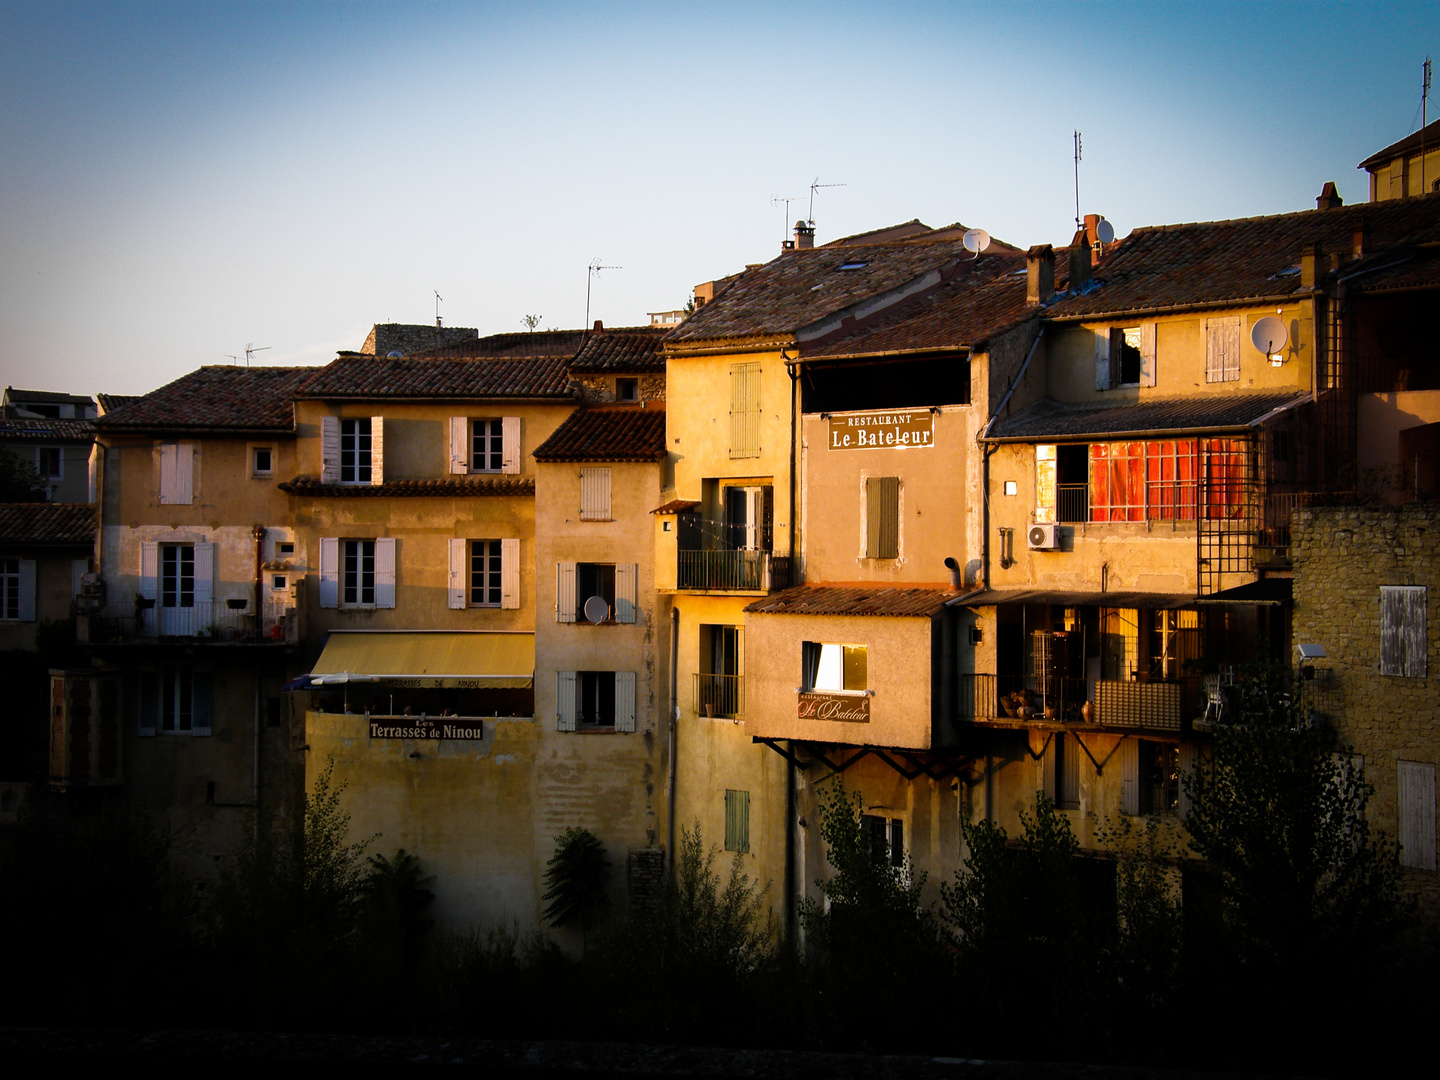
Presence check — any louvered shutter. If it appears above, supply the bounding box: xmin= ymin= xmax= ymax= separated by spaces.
xmin=192 ymin=542 xmax=214 ymax=608
xmin=1177 ymin=741 xmax=1197 ymax=821
xmin=17 ymin=560 xmax=36 ymax=621
xmin=556 ymin=670 xmax=577 ymax=731
xmin=1094 ymin=330 xmax=1112 ymax=390
xmin=321 ymin=416 xmax=340 ymax=483
xmin=449 ymin=417 xmax=469 ymax=475
xmin=614 ymin=671 xmax=636 ymax=732
xmin=614 ymin=563 xmax=637 ymax=624
xmin=448 ymin=538 xmax=467 ymax=609
xmin=1381 ymin=586 xmax=1427 ymax=678
xmin=1206 ymin=317 xmax=1241 ymax=383
xmin=1120 ymin=737 xmax=1140 ymax=815
xmin=370 ymin=416 xmax=384 ymax=484
xmin=729 ymin=363 xmax=760 ymax=458
xmin=318 ymin=537 xmax=339 ymax=608
xmin=866 ymin=477 xmax=899 ymax=558
xmin=191 ymin=670 xmax=213 ymax=736
xmin=1398 ymin=760 xmax=1437 ymax=871
xmin=501 ymin=416 xmax=521 ymax=475
xmin=374 ymin=538 xmax=396 ymax=608
xmin=1109 ymin=328 xmax=1124 ymax=389
xmin=556 ymin=562 xmax=577 ymax=623
xmin=501 ymin=538 xmax=520 ymax=610
xmin=580 ymin=467 xmax=611 ymax=520
xmin=138 ymin=671 xmax=158 ymax=737
xmin=139 ymin=542 xmax=159 ymax=601
xmin=1139 ymin=322 xmax=1157 ymax=387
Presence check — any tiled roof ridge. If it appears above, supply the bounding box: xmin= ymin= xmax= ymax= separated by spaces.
xmin=532 ymin=406 xmax=668 ymax=463
xmin=1120 ymin=193 xmax=1440 ymax=237
xmin=278 ymin=476 xmax=535 ymax=497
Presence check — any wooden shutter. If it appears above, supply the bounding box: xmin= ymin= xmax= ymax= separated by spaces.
xmin=866 ymin=476 xmax=899 ymax=558
xmin=500 ymin=538 xmax=520 ymax=610
xmin=449 ymin=417 xmax=469 ymax=475
xmin=370 ymin=416 xmax=384 ymax=484
xmin=139 ymin=541 xmax=159 ymax=601
xmin=192 ymin=542 xmax=214 ymax=608
xmin=137 ymin=670 xmax=158 ymax=737
xmin=71 ymin=559 xmax=88 ymax=597
xmin=321 ymin=416 xmax=340 ymax=483
xmin=1041 ymin=734 xmax=1057 ymax=802
xmin=448 ymin=538 xmax=466 ymax=609
xmin=614 ymin=563 xmax=638 ymax=624
xmin=1035 ymin=444 xmax=1056 ymax=524
xmin=556 ymin=561 xmax=577 ymax=623
xmin=729 ymin=362 xmax=760 ymax=458
xmin=1139 ymin=322 xmax=1157 ymax=387
xmin=159 ymin=443 xmax=192 ymax=504
xmin=191 ymin=670 xmax=213 ymax=736
xmin=1398 ymin=760 xmax=1437 ymax=871
xmin=580 ymin=467 xmax=611 ymax=520
xmin=318 ymin=537 xmax=339 ymax=608
xmin=1177 ymin=741 xmax=1197 ymax=820
xmin=374 ymin=538 xmax=396 ymax=608
xmin=1206 ymin=317 xmax=1241 ymax=383
xmin=1094 ymin=329 xmax=1112 ymax=390
xmin=556 ymin=670 xmax=577 ymax=731
xmin=501 ymin=416 xmax=521 ymax=475
xmin=1109 ymin=328 xmax=1124 ymax=389
xmin=614 ymin=671 xmax=636 ymax=732
xmin=17 ymin=560 xmax=36 ymax=621
xmin=1381 ymin=585 xmax=1427 ymax=678
xmin=725 ymin=789 xmax=751 ymax=853
xmin=1120 ymin=736 xmax=1140 ymax=815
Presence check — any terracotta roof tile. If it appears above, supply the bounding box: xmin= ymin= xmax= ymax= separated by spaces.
xmin=96 ymin=394 xmax=142 ymax=414
xmin=0 ymin=417 xmax=94 ymax=441
xmin=744 ymin=584 xmax=956 ymax=617
xmin=984 ymin=391 xmax=1311 ymax=442
xmin=532 ymin=406 xmax=667 ymax=462
xmin=407 ymin=329 xmax=588 ymax=359
xmin=95 ymin=367 xmax=317 ymax=432
xmin=651 ymin=499 xmax=700 ymax=515
xmin=0 ymin=502 xmax=96 ymax=545
xmin=278 ymin=476 xmax=534 ymax=497
xmin=300 ymin=355 xmax=572 ymax=399
xmin=568 ymin=327 xmax=667 ymax=373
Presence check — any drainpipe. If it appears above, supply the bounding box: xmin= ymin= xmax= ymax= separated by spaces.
xmin=785 ymin=741 xmax=797 ymax=947
xmin=977 ymin=326 xmax=1045 ymax=589
xmin=667 ymin=604 xmax=679 ymax=876
xmin=784 ymin=350 xmax=798 ymax=571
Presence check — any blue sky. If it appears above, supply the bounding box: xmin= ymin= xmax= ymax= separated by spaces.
xmin=1 ymin=1 xmax=1437 ymax=395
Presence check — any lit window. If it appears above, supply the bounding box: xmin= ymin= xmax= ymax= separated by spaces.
xmin=802 ymin=641 xmax=866 ymax=691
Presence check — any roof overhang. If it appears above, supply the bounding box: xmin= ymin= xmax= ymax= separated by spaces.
xmin=956 ymin=589 xmax=1196 ymax=610
xmin=307 ymin=631 xmax=534 ymax=688
xmin=1192 ymin=578 xmax=1292 ymax=606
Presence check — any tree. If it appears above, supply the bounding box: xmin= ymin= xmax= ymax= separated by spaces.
xmin=0 ymin=448 xmax=48 ymax=501
xmin=541 ymin=827 xmax=610 ymax=948
xmin=521 ymin=314 xmax=542 ymax=332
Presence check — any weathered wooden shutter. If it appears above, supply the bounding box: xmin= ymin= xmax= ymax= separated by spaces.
xmin=579 ymin=467 xmax=611 ymax=520
xmin=500 ymin=538 xmax=520 ymax=610
xmin=1059 ymin=732 xmax=1080 ymax=808
xmin=192 ymin=542 xmax=214 ymax=608
xmin=321 ymin=416 xmax=340 ymax=483
xmin=1109 ymin=328 xmax=1125 ymax=389
xmin=1206 ymin=317 xmax=1241 ymax=383
xmin=374 ymin=537 xmax=396 ymax=608
xmin=318 ymin=537 xmax=339 ymax=608
xmin=1094 ymin=329 xmax=1112 ymax=390
xmin=159 ymin=443 xmax=193 ymax=504
xmin=1120 ymin=736 xmax=1140 ymax=815
xmin=556 ymin=561 xmax=577 ymax=623
xmin=729 ymin=362 xmax=760 ymax=458
xmin=866 ymin=476 xmax=899 ymax=558
xmin=191 ymin=669 xmax=213 ymax=736
xmin=1398 ymin=760 xmax=1437 ymax=871
xmin=139 ymin=541 xmax=159 ymax=601
xmin=614 ymin=671 xmax=636 ymax=732
xmin=449 ymin=417 xmax=469 ymax=475
xmin=370 ymin=416 xmax=384 ymax=484
xmin=16 ymin=560 xmax=37 ymax=621
xmin=1139 ymin=322 xmax=1157 ymax=387
xmin=614 ymin=563 xmax=638 ymax=624
xmin=137 ymin=671 xmax=158 ymax=737
xmin=1035 ymin=444 xmax=1056 ymax=524
xmin=448 ymin=538 xmax=467 ymax=609
xmin=1381 ymin=585 xmax=1427 ymax=677
xmin=725 ymin=789 xmax=751 ymax=853
xmin=1177 ymin=741 xmax=1197 ymax=821
xmin=556 ymin=670 xmax=577 ymax=731
xmin=501 ymin=416 xmax=521 ymax=475
xmin=1041 ymin=734 xmax=1057 ymax=802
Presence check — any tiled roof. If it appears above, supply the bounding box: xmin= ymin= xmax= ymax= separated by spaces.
xmin=299 ymin=355 xmax=572 ymax=399
xmin=4 ymin=387 xmax=94 ymax=406
xmin=407 ymin=329 xmax=588 ymax=359
xmin=984 ymin=391 xmax=1311 ymax=442
xmin=744 ymin=584 xmax=956 ymax=617
xmin=568 ymin=327 xmax=667 ymax=373
xmin=95 ymin=367 xmax=317 ymax=432
xmin=651 ymin=499 xmax=700 ymax=515
xmin=826 ymin=220 xmax=934 ymax=245
xmin=0 ymin=417 xmax=94 ymax=442
xmin=532 ymin=406 xmax=667 ymax=463
xmin=278 ymin=477 xmax=534 ymax=497
xmin=0 ymin=502 xmax=96 ymax=545
xmin=1041 ymin=194 xmax=1440 ymax=319
xmin=958 ymin=588 xmax=1195 ymax=610
xmin=97 ymin=394 xmax=142 ymax=414
xmin=1358 ymin=118 xmax=1440 ymax=170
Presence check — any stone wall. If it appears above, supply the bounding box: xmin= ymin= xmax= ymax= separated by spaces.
xmin=1291 ymin=503 xmax=1440 ymax=916
xmin=361 ymin=324 xmax=479 ymax=357
xmin=575 ymin=374 xmax=666 ymax=405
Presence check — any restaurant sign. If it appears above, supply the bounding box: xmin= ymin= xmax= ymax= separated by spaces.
xmin=827 ymin=409 xmax=934 ymax=451
xmin=369 ymin=717 xmax=486 ymax=740
xmin=797 ymin=691 xmax=871 ymax=723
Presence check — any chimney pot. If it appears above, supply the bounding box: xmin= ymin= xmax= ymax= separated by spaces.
xmin=593 ymin=320 xmax=603 ymax=331
xmin=1083 ymin=213 xmax=1102 ymax=252
xmin=1352 ymin=222 xmax=1367 ymax=260
xmin=1316 ymin=181 xmax=1343 ymax=210
xmin=1068 ymin=229 xmax=1092 ymax=293
xmin=794 ymin=220 xmax=815 ymax=250
xmin=1026 ymin=245 xmax=1055 ymax=305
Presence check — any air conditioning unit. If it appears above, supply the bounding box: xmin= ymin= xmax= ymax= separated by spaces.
xmin=1027 ymin=523 xmax=1060 ymax=551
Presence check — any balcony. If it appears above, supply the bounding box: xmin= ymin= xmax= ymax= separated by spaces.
xmin=1056 ymin=484 xmax=1089 ymax=523
xmin=957 ymin=673 xmax=1194 ymax=732
xmin=693 ymin=673 xmax=744 ymax=719
xmin=83 ymin=599 xmax=298 ymax=645
xmin=677 ymin=549 xmax=792 ymax=593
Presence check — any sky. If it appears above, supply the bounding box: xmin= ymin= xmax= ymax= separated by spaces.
xmin=1 ymin=1 xmax=1437 ymax=396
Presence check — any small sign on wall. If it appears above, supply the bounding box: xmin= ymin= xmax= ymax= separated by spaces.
xmin=797 ymin=691 xmax=871 ymax=723
xmin=369 ymin=717 xmax=485 ymax=740
xmin=827 ymin=410 xmax=934 ymax=450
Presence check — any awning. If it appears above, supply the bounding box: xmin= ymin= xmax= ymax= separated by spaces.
xmin=956 ymin=589 xmax=1196 ymax=610
xmin=310 ymin=631 xmax=534 ymax=688
xmin=1193 ymin=578 xmax=1292 ymax=606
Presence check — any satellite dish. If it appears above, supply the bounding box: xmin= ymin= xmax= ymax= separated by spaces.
xmin=1251 ymin=315 xmax=1289 ymax=359
xmin=1095 ymin=218 xmax=1116 ymax=244
xmin=962 ymin=228 xmax=991 ymax=254
xmin=583 ymin=595 xmax=610 ymax=624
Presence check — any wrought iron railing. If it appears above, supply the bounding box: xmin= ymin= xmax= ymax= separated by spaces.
xmin=677 ymin=550 xmax=791 ymax=592
xmin=957 ymin=673 xmax=1190 ymax=731
xmin=1056 ymin=484 xmax=1088 ymax=523
xmin=85 ymin=599 xmax=296 ymax=644
xmin=693 ymin=673 xmax=744 ymax=719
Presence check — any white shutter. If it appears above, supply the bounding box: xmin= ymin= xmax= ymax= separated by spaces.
xmin=159 ymin=444 xmax=193 ymax=504
xmin=17 ymin=560 xmax=36 ymax=622
xmin=1139 ymin=322 xmax=1157 ymax=387
xmin=1398 ymin=760 xmax=1437 ymax=871
xmin=448 ymin=538 xmax=467 ymax=609
xmin=614 ymin=563 xmax=638 ymax=624
xmin=192 ymin=542 xmax=214 ymax=607
xmin=556 ymin=670 xmax=577 ymax=732
xmin=501 ymin=538 xmax=520 ymax=610
xmin=1177 ymin=741 xmax=1197 ymax=821
xmin=321 ymin=416 xmax=340 ymax=484
xmin=580 ymin=467 xmax=611 ymax=520
xmin=1120 ymin=737 xmax=1140 ymax=815
xmin=615 ymin=671 xmax=636 ymax=732
xmin=374 ymin=537 xmax=396 ymax=608
xmin=1094 ymin=330 xmax=1112 ymax=391
xmin=1206 ymin=317 xmax=1241 ymax=383
xmin=318 ymin=537 xmax=339 ymax=608
xmin=158 ymin=444 xmax=178 ymax=503
xmin=745 ymin=488 xmax=763 ymax=550
xmin=501 ymin=416 xmax=521 ymax=475
xmin=139 ymin=542 xmax=159 ymax=601
xmin=556 ymin=561 xmax=577 ymax=623
xmin=450 ymin=417 xmax=469 ymax=475
xmin=370 ymin=416 xmax=384 ymax=484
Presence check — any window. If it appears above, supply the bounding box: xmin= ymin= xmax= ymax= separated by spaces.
xmin=579 ymin=467 xmax=612 ymax=520
xmin=36 ymin=446 xmax=61 ymax=480
xmin=1205 ymin=316 xmax=1241 ymax=383
xmin=1115 ymin=327 xmax=1142 ymax=385
xmin=1084 ymin=439 xmax=1242 ymax=522
xmin=341 ymin=419 xmax=372 ymax=484
xmin=1381 ymin=586 xmax=1427 ymax=678
xmin=698 ymin=624 xmax=743 ymax=718
xmin=725 ymin=789 xmax=751 ymax=853
xmin=343 ymin=540 xmax=374 ymax=605
xmin=556 ymin=561 xmax=638 ymax=624
xmin=272 ymin=575 xmax=287 ymax=590
xmin=160 ymin=544 xmax=195 ymax=609
xmin=470 ymin=540 xmax=501 ymax=606
xmin=729 ymin=362 xmax=761 ymax=459
xmin=321 ymin=416 xmax=384 ymax=485
xmin=555 ymin=669 xmax=637 ymax=732
xmin=1139 ymin=741 xmax=1180 ymax=815
xmin=724 ymin=485 xmax=772 ymax=551
xmin=158 ymin=443 xmax=193 ymax=504
xmin=252 ymin=447 xmax=273 ymax=477
xmin=1 ymin=559 xmax=36 ymax=621
xmin=138 ymin=665 xmax=213 ymax=736
xmin=861 ymin=814 xmax=904 ymax=868
xmin=278 ymin=542 xmax=294 ymax=556
xmin=865 ymin=476 xmax=899 ymax=558
xmin=139 ymin=542 xmax=213 ymax=632
xmin=802 ymin=642 xmax=867 ymax=692
xmin=1095 ymin=324 xmax=1155 ymax=390
xmin=448 ymin=538 xmax=519 ymax=610
xmin=472 ymin=418 xmax=504 ymax=472
xmin=1046 ymin=732 xmax=1081 ymax=810
xmin=317 ymin=537 xmax=396 ymax=609
xmin=448 ymin=416 xmax=519 ymax=475
xmin=616 ymin=378 xmax=638 ymax=402
xmin=1397 ymin=760 xmax=1436 ymax=871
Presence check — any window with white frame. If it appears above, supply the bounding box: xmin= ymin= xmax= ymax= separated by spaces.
xmin=555 ymin=669 xmax=637 ymax=732
xmin=447 ymin=538 xmax=518 ymax=610
xmin=36 ymin=446 xmax=62 ymax=480
xmin=470 ymin=540 xmax=501 ymax=606
xmin=343 ymin=539 xmax=375 ymax=605
xmin=158 ymin=443 xmax=194 ymax=504
xmin=448 ymin=416 xmax=519 ymax=475
xmin=320 ymin=416 xmax=384 ymax=485
xmin=160 ymin=544 xmax=195 ymax=610
xmin=1381 ymin=585 xmax=1427 ymax=678
xmin=317 ymin=537 xmax=396 ymax=609
xmin=0 ymin=558 xmax=34 ymax=621
xmin=252 ymin=446 xmax=273 ymax=477
xmin=340 ymin=419 xmax=372 ymax=484
xmin=579 ymin=467 xmax=612 ymax=520
xmin=861 ymin=814 xmax=905 ymax=869
xmin=138 ymin=664 xmax=213 ymax=736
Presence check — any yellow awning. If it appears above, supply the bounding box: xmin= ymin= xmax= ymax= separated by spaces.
xmin=311 ymin=632 xmax=534 ymax=689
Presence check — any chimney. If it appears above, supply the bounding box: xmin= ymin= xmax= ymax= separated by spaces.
xmin=1316 ymin=181 xmax=1343 ymax=210
xmin=1084 ymin=213 xmax=1102 ymax=252
xmin=1068 ymin=229 xmax=1092 ymax=293
xmin=1352 ymin=221 xmax=1367 ymax=260
xmin=593 ymin=320 xmax=603 ymax=331
xmin=1300 ymin=242 xmax=1319 ymax=288
xmin=1026 ymin=245 xmax=1055 ymax=305
xmin=794 ymin=220 xmax=815 ymax=250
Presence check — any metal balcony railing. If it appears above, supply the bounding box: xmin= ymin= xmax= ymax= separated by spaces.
xmin=677 ymin=549 xmax=791 ymax=592
xmin=957 ymin=673 xmax=1189 ymax=731
xmin=693 ymin=673 xmax=744 ymax=719
xmin=85 ymin=599 xmax=297 ymax=644
xmin=1056 ymin=484 xmax=1089 ymax=523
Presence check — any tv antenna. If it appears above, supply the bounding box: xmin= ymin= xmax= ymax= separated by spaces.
xmin=434 ymin=290 xmax=443 ymax=328
xmin=586 ymin=259 xmax=621 ymax=328
xmin=808 ymin=177 xmax=845 ymax=224
xmin=244 ymin=343 xmax=270 ymax=367
xmin=1073 ymin=131 xmax=1083 ymax=229
xmin=1423 ymin=56 xmax=1432 ymax=195
xmin=225 ymin=354 xmax=239 ymax=365
xmin=771 ymin=193 xmax=801 ymax=245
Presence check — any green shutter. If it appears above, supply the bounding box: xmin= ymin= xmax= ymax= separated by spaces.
xmin=724 ymin=789 xmax=750 ymax=853
xmin=866 ymin=476 xmax=899 ymax=558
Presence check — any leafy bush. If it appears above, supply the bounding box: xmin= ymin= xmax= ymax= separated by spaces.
xmin=541 ymin=826 xmax=611 ymax=947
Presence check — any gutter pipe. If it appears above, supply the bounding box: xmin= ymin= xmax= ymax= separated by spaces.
xmin=667 ymin=604 xmax=679 ymax=877
xmin=977 ymin=326 xmax=1044 ymax=590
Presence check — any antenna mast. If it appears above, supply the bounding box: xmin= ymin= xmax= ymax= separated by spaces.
xmin=771 ymin=193 xmax=801 ymax=245
xmin=585 ymin=259 xmax=621 ymax=328
xmin=1073 ymin=131 xmax=1083 ymax=229
xmin=434 ymin=290 xmax=443 ymax=328
xmin=1423 ymin=56 xmax=1432 ymax=195
xmin=807 ymin=177 xmax=845 ymax=225
xmin=244 ymin=343 xmax=270 ymax=367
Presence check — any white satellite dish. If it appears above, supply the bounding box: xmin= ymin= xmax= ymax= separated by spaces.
xmin=1095 ymin=217 xmax=1116 ymax=244
xmin=583 ymin=595 xmax=610 ymax=624
xmin=962 ymin=228 xmax=991 ymax=254
xmin=1251 ymin=315 xmax=1289 ymax=362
